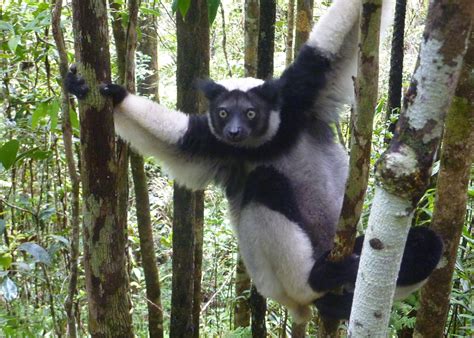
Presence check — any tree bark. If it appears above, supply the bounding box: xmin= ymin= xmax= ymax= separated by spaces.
xmin=51 ymin=1 xmax=81 ymax=336
xmin=294 ymin=0 xmax=313 ymax=54
xmin=384 ymin=0 xmax=407 ymax=144
xmin=70 ymin=0 xmax=133 ymax=336
xmin=348 ymin=1 xmax=472 ymax=335
xmin=128 ymin=2 xmax=165 ymax=337
xmin=244 ymin=0 xmax=259 ymax=78
xmin=234 ymin=255 xmax=251 ymax=328
xmin=192 ymin=192 xmax=204 ymax=338
xmin=413 ymin=36 xmax=474 ymax=338
xmin=171 ymin=0 xmax=209 ymax=336
xmin=286 ymin=0 xmax=296 ymax=66
xmin=256 ymin=0 xmax=276 ymax=79
xmin=250 ymin=285 xmax=267 ymax=338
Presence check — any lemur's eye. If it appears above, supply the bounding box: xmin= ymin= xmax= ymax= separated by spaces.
xmin=218 ymin=109 xmax=228 ymax=118
xmin=247 ymin=109 xmax=256 ymax=120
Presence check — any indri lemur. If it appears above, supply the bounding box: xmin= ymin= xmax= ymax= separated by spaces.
xmin=66 ymin=0 xmax=442 ymax=322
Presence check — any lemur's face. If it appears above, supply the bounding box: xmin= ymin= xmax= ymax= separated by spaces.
xmin=199 ymin=78 xmax=281 ymax=147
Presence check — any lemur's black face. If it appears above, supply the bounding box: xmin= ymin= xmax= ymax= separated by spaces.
xmin=199 ymin=79 xmax=281 ymax=147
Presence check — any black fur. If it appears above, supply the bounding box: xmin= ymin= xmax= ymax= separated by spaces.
xmin=242 ymin=166 xmax=304 ymax=225
xmin=309 ymin=251 xmax=359 ymax=292
xmin=65 ymin=65 xmax=89 ymax=99
xmin=99 ymin=84 xmax=128 ymax=105
xmin=314 ymin=291 xmax=354 ymax=319
xmin=397 ymin=227 xmax=443 ymax=285
xmin=196 ymin=79 xmax=228 ymax=101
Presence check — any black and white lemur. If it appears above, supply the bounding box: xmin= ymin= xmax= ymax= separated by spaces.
xmin=66 ymin=0 xmax=442 ymax=323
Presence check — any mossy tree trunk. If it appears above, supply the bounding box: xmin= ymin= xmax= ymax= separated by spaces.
xmin=70 ymin=0 xmax=133 ymax=336
xmin=130 ymin=2 xmax=165 ymax=337
xmin=294 ymin=0 xmax=313 ymax=54
xmin=51 ymin=1 xmax=81 ymax=336
xmin=170 ymin=0 xmax=209 ymax=336
xmin=413 ymin=36 xmax=474 ymax=338
xmin=256 ymin=0 xmax=276 ymax=80
xmin=348 ymin=1 xmax=472 ymax=335
xmin=321 ymin=1 xmax=381 ymax=335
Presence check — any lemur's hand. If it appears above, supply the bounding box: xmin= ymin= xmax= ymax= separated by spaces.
xmin=99 ymin=83 xmax=128 ymax=106
xmin=65 ymin=64 xmax=89 ymax=99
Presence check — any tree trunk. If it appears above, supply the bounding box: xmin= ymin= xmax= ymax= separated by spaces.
xmin=234 ymin=0 xmax=259 ymax=329
xmin=250 ymin=285 xmax=267 ymax=338
xmin=70 ymin=0 xmax=133 ymax=336
xmin=129 ymin=3 xmax=165 ymax=337
xmin=171 ymin=1 xmax=209 ymax=336
xmin=51 ymin=1 xmax=81 ymax=336
xmin=244 ymin=0 xmax=259 ymax=78
xmin=384 ymin=0 xmax=407 ymax=144
xmin=286 ymin=0 xmax=296 ymax=66
xmin=413 ymin=37 xmax=474 ymax=338
xmin=348 ymin=1 xmax=473 ymax=335
xmin=192 ymin=191 xmax=204 ymax=338
xmin=248 ymin=1 xmax=277 ymax=334
xmin=256 ymin=0 xmax=276 ymax=79
xmin=294 ymin=0 xmax=313 ymax=54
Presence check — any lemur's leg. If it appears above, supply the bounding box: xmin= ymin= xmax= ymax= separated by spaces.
xmin=237 ymin=166 xmax=321 ymax=324
xmin=314 ymin=291 xmax=354 ymax=320
xmin=65 ymin=67 xmax=225 ymax=190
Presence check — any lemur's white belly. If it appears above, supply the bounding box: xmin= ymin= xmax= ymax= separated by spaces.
xmin=236 ymin=202 xmax=323 ymax=307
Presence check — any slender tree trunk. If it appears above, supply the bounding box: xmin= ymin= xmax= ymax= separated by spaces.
xmin=131 ymin=4 xmax=165 ymax=337
xmin=286 ymin=0 xmax=296 ymax=66
xmin=257 ymin=0 xmax=276 ymax=79
xmin=192 ymin=192 xmax=204 ymax=338
xmin=294 ymin=0 xmax=313 ymax=54
xmin=348 ymin=1 xmax=472 ymax=335
xmin=70 ymin=0 xmax=133 ymax=336
xmin=384 ymin=0 xmax=407 ymax=144
xmin=244 ymin=0 xmax=259 ymax=78
xmin=250 ymin=285 xmax=267 ymax=338
xmin=413 ymin=37 xmax=474 ymax=338
xmin=51 ymin=1 xmax=81 ymax=337
xmin=233 ymin=0 xmax=259 ymax=329
xmin=248 ymin=1 xmax=277 ymax=334
xmin=171 ymin=1 xmax=209 ymax=336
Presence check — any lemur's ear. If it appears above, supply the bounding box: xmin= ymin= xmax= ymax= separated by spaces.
xmin=196 ymin=79 xmax=228 ymax=101
xmin=250 ymin=79 xmax=281 ymax=105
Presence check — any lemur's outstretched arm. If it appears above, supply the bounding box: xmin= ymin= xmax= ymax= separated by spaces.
xmin=279 ymin=0 xmax=361 ymax=122
xmin=65 ymin=68 xmax=223 ymax=190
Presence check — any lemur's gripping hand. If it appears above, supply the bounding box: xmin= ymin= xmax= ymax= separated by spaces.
xmin=99 ymin=83 xmax=128 ymax=106
xmin=65 ymin=64 xmax=89 ymax=99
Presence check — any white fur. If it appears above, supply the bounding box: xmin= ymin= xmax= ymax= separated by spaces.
xmin=308 ymin=0 xmax=362 ymax=54
xmin=114 ymin=95 xmax=220 ymax=190
xmin=238 ymin=202 xmax=323 ymax=323
xmin=217 ymin=77 xmax=264 ymax=92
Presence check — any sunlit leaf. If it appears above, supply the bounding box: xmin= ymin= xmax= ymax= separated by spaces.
xmin=0 ymin=277 xmax=18 ymax=302
xmin=172 ymin=0 xmax=191 ymax=18
xmin=31 ymin=102 xmax=48 ymax=128
xmin=18 ymin=242 xmax=51 ymax=265
xmin=49 ymin=99 xmax=60 ymax=130
xmin=208 ymin=0 xmax=220 ymax=25
xmin=0 ymin=140 xmax=20 ymax=170
xmin=0 ymin=254 xmax=12 ymax=269
xmin=8 ymin=36 xmax=20 ymax=52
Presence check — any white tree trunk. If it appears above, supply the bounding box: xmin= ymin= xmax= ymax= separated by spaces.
xmin=348 ymin=0 xmax=473 ymax=335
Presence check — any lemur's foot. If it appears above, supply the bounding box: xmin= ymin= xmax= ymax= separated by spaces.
xmin=99 ymin=83 xmax=128 ymax=105
xmin=65 ymin=64 xmax=89 ymax=99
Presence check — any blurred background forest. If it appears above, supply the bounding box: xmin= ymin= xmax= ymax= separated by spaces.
xmin=0 ymin=0 xmax=472 ymax=337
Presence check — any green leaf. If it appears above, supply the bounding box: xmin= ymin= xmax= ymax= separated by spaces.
xmin=8 ymin=36 xmax=20 ymax=52
xmin=0 ymin=21 xmax=14 ymax=33
xmin=49 ymin=99 xmax=60 ymax=130
xmin=0 ymin=254 xmax=12 ymax=269
xmin=0 ymin=140 xmax=20 ymax=170
xmin=31 ymin=102 xmax=48 ymax=128
xmin=0 ymin=277 xmax=18 ymax=302
xmin=70 ymin=108 xmax=80 ymax=130
xmin=18 ymin=242 xmax=51 ymax=265
xmin=172 ymin=0 xmax=191 ymax=18
xmin=208 ymin=0 xmax=220 ymax=25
